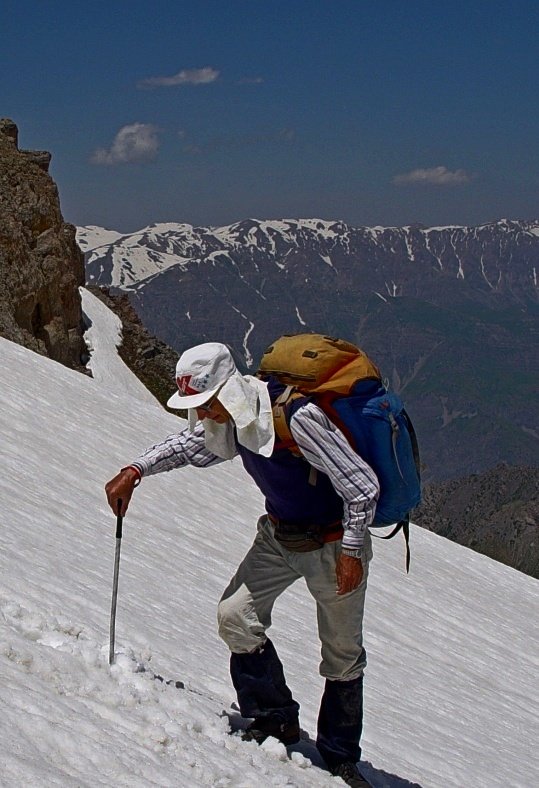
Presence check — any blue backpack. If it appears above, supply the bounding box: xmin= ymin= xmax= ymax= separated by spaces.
xmin=258 ymin=334 xmax=421 ymax=569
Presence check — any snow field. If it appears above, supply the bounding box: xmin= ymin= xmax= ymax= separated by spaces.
xmin=0 ymin=288 xmax=537 ymax=787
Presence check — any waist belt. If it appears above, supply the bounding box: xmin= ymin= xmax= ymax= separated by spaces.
xmin=268 ymin=513 xmax=343 ymax=552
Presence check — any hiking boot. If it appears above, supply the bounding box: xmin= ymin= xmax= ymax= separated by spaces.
xmin=331 ymin=761 xmax=371 ymax=787
xmin=241 ymin=714 xmax=300 ymax=746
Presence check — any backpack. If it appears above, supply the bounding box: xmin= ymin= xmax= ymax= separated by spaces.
xmin=258 ymin=334 xmax=421 ymax=570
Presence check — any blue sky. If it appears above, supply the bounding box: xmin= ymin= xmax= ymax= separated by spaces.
xmin=2 ymin=0 xmax=538 ymax=231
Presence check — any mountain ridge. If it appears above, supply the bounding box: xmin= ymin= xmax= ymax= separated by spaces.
xmin=79 ymin=217 xmax=539 ymax=295
xmin=78 ymin=218 xmax=538 ymax=482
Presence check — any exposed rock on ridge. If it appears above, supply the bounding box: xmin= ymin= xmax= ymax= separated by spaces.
xmin=416 ymin=464 xmax=539 ymax=578
xmin=0 ymin=119 xmax=86 ymax=369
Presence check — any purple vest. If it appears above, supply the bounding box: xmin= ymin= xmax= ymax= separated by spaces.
xmin=235 ymin=379 xmax=343 ymax=528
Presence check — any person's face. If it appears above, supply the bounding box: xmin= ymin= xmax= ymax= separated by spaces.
xmin=195 ymin=396 xmax=231 ymax=424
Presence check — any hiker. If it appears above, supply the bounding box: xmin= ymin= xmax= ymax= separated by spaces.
xmin=105 ymin=341 xmax=379 ymax=788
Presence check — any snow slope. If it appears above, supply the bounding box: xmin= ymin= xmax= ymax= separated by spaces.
xmin=0 ymin=288 xmax=537 ymax=787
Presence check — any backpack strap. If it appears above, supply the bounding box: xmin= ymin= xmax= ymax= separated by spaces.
xmin=272 ymin=386 xmax=305 ymax=457
xmin=272 ymin=387 xmax=319 ymax=485
xmin=370 ymin=515 xmax=411 ymax=573
xmin=402 ymin=408 xmax=421 ymax=482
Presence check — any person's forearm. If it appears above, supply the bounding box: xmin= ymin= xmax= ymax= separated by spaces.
xmin=131 ymin=423 xmax=224 ymax=477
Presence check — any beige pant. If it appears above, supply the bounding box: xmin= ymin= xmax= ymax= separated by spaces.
xmin=217 ymin=516 xmax=372 ymax=681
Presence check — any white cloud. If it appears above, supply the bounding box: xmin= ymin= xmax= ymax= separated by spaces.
xmin=91 ymin=123 xmax=160 ymax=166
xmin=393 ymin=166 xmax=471 ymax=185
xmin=138 ymin=67 xmax=219 ymax=89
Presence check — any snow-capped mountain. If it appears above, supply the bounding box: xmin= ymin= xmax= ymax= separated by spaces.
xmin=78 ymin=218 xmax=539 ymax=351
xmin=78 ymin=217 xmax=539 ymax=295
xmin=78 ymin=222 xmax=226 ymax=288
xmin=77 ymin=218 xmax=539 ymax=482
xmin=0 ymin=288 xmax=537 ymax=787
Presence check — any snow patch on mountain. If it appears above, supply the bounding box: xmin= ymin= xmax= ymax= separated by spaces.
xmin=76 ymin=225 xmax=126 ymax=252
xmin=77 ymin=217 xmax=539 ymax=292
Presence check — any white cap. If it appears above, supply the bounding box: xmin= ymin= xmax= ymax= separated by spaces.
xmin=167 ymin=342 xmax=237 ymax=409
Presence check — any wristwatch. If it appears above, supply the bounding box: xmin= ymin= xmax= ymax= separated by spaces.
xmin=341 ymin=547 xmax=362 ymax=558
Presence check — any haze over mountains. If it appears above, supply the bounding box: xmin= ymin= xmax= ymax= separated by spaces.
xmin=78 ymin=218 xmax=539 ymax=482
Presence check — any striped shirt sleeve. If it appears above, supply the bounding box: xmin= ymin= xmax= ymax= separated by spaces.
xmin=289 ymin=402 xmax=380 ymax=550
xmin=130 ymin=421 xmax=227 ymax=477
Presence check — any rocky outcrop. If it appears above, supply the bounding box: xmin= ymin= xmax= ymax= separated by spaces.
xmin=0 ymin=119 xmax=87 ymax=369
xmin=416 ymin=464 xmax=539 ymax=578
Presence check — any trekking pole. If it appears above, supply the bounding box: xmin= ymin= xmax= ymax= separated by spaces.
xmin=109 ymin=500 xmax=123 ymax=665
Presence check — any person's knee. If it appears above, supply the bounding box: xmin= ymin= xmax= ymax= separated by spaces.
xmin=320 ymin=646 xmax=367 ymax=681
xmin=217 ymin=594 xmax=244 ymax=644
xmin=217 ymin=584 xmax=265 ymax=653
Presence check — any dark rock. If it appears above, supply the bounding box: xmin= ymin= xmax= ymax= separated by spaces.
xmin=0 ymin=118 xmax=18 ymax=146
xmin=0 ymin=118 xmax=87 ymax=370
xmin=415 ymin=464 xmax=539 ymax=577
xmin=20 ymin=150 xmax=52 ymax=172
